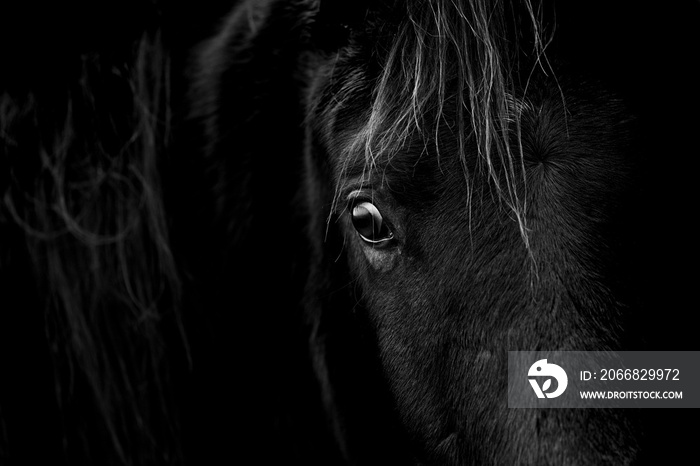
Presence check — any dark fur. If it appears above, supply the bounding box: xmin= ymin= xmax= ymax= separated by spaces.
xmin=1 ymin=0 xmax=699 ymax=464
xmin=192 ymin=0 xmax=700 ymax=464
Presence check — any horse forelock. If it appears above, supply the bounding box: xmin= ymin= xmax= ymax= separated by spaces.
xmin=318 ymin=0 xmax=552 ymax=250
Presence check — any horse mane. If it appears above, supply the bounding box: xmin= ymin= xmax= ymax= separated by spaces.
xmin=330 ymin=0 xmax=551 ymax=248
xmin=0 ymin=27 xmax=183 ymax=464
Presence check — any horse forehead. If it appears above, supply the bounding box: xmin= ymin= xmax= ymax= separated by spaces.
xmin=323 ymin=64 xmax=588 ymax=200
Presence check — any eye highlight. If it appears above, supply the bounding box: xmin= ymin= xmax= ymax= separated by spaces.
xmin=350 ymin=201 xmax=394 ymax=245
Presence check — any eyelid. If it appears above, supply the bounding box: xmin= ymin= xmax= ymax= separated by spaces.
xmin=358 ymin=231 xmax=394 ymax=245
xmin=345 ymin=188 xmax=373 ymax=204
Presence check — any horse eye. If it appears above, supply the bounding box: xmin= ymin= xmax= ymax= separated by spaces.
xmin=350 ymin=201 xmax=394 ymax=244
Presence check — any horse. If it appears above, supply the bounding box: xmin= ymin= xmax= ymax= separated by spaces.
xmin=0 ymin=0 xmax=698 ymax=464
xmin=188 ymin=0 xmax=700 ymax=464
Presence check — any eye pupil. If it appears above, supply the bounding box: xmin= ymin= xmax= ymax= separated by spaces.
xmin=350 ymin=201 xmax=393 ymax=244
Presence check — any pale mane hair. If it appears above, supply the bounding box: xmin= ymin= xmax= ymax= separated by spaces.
xmin=335 ymin=0 xmax=552 ymax=248
xmin=0 ymin=31 xmax=184 ymax=464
